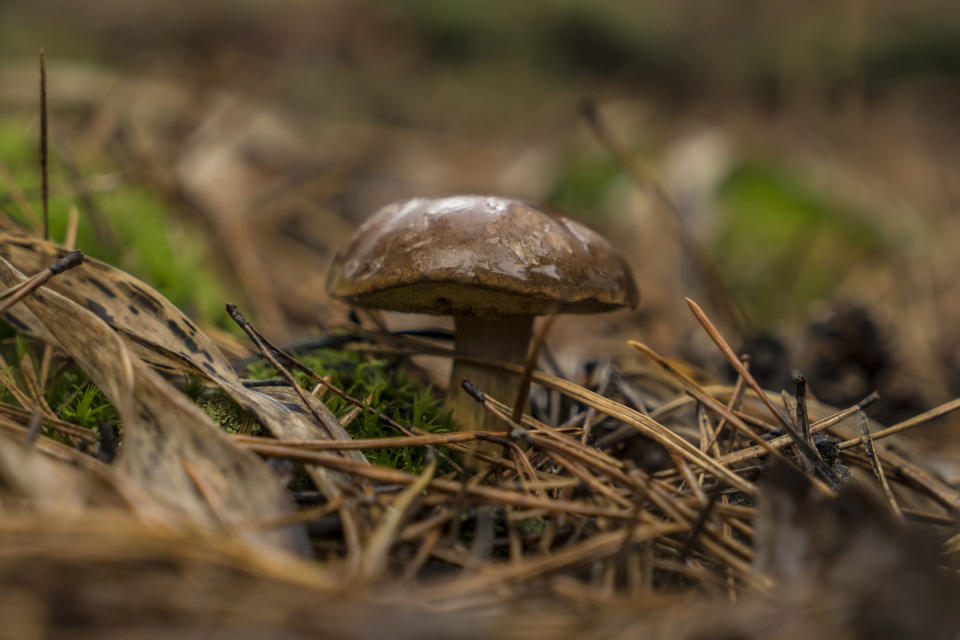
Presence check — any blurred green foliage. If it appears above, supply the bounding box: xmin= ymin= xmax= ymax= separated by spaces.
xmin=714 ymin=162 xmax=886 ymax=325
xmin=547 ymin=154 xmax=621 ymax=224
xmin=0 ymin=119 xmax=236 ymax=327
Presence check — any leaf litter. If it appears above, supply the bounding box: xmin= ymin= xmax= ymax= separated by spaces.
xmin=0 ymin=228 xmax=957 ymax=635
xmin=0 ymin=230 xmax=370 ymax=557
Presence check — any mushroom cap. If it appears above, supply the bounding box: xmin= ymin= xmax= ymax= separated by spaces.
xmin=327 ymin=195 xmax=639 ymax=317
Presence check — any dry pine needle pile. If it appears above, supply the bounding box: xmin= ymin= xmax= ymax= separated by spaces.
xmin=0 ymin=229 xmax=957 ymax=639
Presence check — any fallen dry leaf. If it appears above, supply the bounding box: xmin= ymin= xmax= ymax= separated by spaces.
xmin=0 ymin=254 xmax=308 ymax=554
xmin=0 ymin=231 xmax=367 ymax=499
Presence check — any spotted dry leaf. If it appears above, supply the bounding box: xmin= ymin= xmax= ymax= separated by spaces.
xmin=0 ymin=231 xmax=366 ymax=492
xmin=0 ymin=255 xmax=310 ymax=554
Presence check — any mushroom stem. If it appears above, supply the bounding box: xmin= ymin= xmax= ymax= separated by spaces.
xmin=446 ymin=315 xmax=534 ymax=432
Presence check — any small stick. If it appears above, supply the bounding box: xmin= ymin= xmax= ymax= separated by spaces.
xmin=40 ymin=49 xmax=49 ymax=241
xmin=37 ymin=201 xmax=75 ymax=389
xmin=0 ymin=250 xmax=84 ymax=315
xmin=513 ymin=314 xmax=557 ymax=423
xmin=858 ymin=411 xmax=904 ymax=521
xmin=793 ymin=372 xmax=814 ymax=447
xmin=228 ymin=303 xmax=338 ymax=437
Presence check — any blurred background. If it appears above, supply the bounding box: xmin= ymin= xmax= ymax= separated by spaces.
xmin=0 ymin=0 xmax=958 ymax=440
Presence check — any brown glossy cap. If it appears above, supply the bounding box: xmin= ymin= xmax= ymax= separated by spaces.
xmin=327 ymin=195 xmax=639 ymax=317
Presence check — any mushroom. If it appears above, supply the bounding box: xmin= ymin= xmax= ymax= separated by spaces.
xmin=326 ymin=195 xmax=638 ymax=432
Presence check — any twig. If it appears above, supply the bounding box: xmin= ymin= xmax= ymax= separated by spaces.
xmin=702 ymin=364 xmax=748 ymax=455
xmin=359 ymin=449 xmax=437 ymax=582
xmin=858 ymin=411 xmax=904 ymax=521
xmin=838 ymin=396 xmax=960 ymax=449
xmin=228 ymin=303 xmax=351 ymax=440
xmin=793 ymin=372 xmax=814 ymax=447
xmin=513 ymin=314 xmax=556 ymax=423
xmin=40 ymin=49 xmax=49 ymax=241
xmin=0 ymin=250 xmax=84 ymax=315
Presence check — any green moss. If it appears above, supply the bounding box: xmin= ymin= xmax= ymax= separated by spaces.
xmin=248 ymin=347 xmax=456 ymax=473
xmin=44 ymin=364 xmax=119 ymax=432
xmin=196 ymin=390 xmax=252 ymax=434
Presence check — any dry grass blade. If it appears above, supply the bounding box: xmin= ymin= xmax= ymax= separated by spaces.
xmin=359 ymin=449 xmax=437 ymax=582
xmin=874 ymin=446 xmax=960 ymax=511
xmin=39 ymin=49 xmax=49 ymax=240
xmin=0 ymin=256 xmax=307 ymax=554
xmin=232 ymin=430 xmax=488 ymax=451
xmin=525 ymin=366 xmax=757 ymax=494
xmin=630 ymin=340 xmax=834 ymax=496
xmin=240 ymin=442 xmax=633 ymax=519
